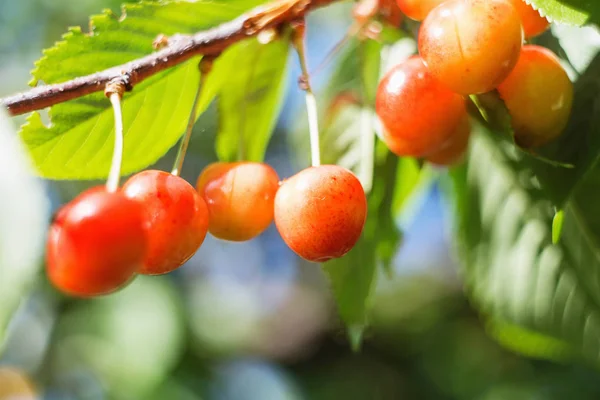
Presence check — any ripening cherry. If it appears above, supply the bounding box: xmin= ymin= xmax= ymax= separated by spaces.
xmin=418 ymin=0 xmax=523 ymax=95
xmin=274 ymin=165 xmax=367 ymax=262
xmin=425 ymin=115 xmax=471 ymax=166
xmin=379 ymin=0 xmax=404 ymax=26
xmin=197 ymin=162 xmax=280 ymax=242
xmin=122 ymin=170 xmax=209 ymax=275
xmin=497 ymin=45 xmax=573 ymax=148
xmin=510 ymin=0 xmax=549 ymax=38
xmin=375 ymin=55 xmax=468 ymax=157
xmin=46 ymin=187 xmax=147 ymax=297
xmin=395 ymin=0 xmax=446 ymax=21
xmin=353 ymin=0 xmax=403 ymax=26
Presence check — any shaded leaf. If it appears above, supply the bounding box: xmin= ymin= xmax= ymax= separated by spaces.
xmin=449 ymin=125 xmax=600 ymax=367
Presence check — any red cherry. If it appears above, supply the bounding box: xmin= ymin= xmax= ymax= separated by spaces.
xmin=274 ymin=165 xmax=367 ymax=262
xmin=196 ymin=162 xmax=280 ymax=242
xmin=510 ymin=0 xmax=549 ymax=38
xmin=122 ymin=170 xmax=209 ymax=275
xmin=426 ymin=115 xmax=471 ymax=166
xmin=375 ymin=56 xmax=467 ymax=158
xmin=396 ymin=0 xmax=446 ymax=21
xmin=46 ymin=187 xmax=147 ymax=297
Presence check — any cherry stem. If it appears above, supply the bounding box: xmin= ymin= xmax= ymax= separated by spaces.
xmin=171 ymin=57 xmax=214 ymax=176
xmin=292 ymin=19 xmax=321 ymax=167
xmin=105 ymin=80 xmax=126 ymax=193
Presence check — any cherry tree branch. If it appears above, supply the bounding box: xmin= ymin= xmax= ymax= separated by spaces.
xmin=1 ymin=0 xmax=338 ymax=116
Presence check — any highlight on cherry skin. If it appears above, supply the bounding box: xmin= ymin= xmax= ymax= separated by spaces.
xmin=418 ymin=0 xmax=523 ymax=95
xmin=197 ymin=161 xmax=280 ymax=242
xmin=510 ymin=0 xmax=550 ymax=38
xmin=122 ymin=169 xmax=209 ymax=275
xmin=375 ymin=55 xmax=468 ymax=158
xmin=274 ymin=165 xmax=367 ymax=263
xmin=497 ymin=45 xmax=574 ymax=148
xmin=46 ymin=186 xmax=147 ymax=297
xmin=395 ymin=0 xmax=446 ymax=21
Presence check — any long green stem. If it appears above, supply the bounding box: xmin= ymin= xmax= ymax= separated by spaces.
xmin=292 ymin=20 xmax=321 ymax=167
xmin=106 ymin=92 xmax=124 ymax=192
xmin=171 ymin=64 xmax=209 ymax=176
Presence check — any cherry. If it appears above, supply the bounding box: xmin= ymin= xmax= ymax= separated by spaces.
xmin=378 ymin=0 xmax=404 ymax=26
xmin=122 ymin=170 xmax=209 ymax=275
xmin=497 ymin=45 xmax=573 ymax=148
xmin=395 ymin=0 xmax=446 ymax=21
xmin=425 ymin=115 xmax=471 ymax=166
xmin=274 ymin=165 xmax=367 ymax=262
xmin=375 ymin=56 xmax=467 ymax=157
xmin=353 ymin=0 xmax=403 ymax=26
xmin=418 ymin=0 xmax=523 ymax=95
xmin=197 ymin=162 xmax=280 ymax=242
xmin=46 ymin=187 xmax=147 ymax=297
xmin=510 ymin=0 xmax=549 ymax=38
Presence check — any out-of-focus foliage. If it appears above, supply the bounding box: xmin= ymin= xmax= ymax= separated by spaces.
xmin=0 ymin=110 xmax=49 ymax=352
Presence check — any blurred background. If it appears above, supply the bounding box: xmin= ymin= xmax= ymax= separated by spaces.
xmin=2 ymin=1 xmax=600 ymax=399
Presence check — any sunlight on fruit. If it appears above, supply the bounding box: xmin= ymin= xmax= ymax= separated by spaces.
xmin=419 ymin=0 xmax=523 ymax=94
xmin=497 ymin=45 xmax=573 ymax=148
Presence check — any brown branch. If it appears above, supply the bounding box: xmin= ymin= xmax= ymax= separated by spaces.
xmin=1 ymin=0 xmax=339 ymax=116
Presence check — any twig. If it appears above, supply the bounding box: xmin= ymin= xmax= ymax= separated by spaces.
xmin=1 ymin=0 xmax=339 ymax=116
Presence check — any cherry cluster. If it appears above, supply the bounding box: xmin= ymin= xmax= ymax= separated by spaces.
xmin=47 ymin=163 xmax=367 ymax=297
xmin=376 ymin=0 xmax=573 ymax=163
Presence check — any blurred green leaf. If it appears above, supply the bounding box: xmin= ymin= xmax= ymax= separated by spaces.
xmin=20 ymin=0 xmax=265 ymax=179
xmin=485 ymin=319 xmax=574 ymax=362
xmin=552 ymin=209 xmax=564 ymax=244
xmin=55 ymin=277 xmax=185 ymax=399
xmin=449 ymin=125 xmax=600 ymax=367
xmin=216 ymin=35 xmax=290 ymax=162
xmin=0 ymin=109 xmax=49 ymax=353
xmin=528 ymin=0 xmax=600 ymax=26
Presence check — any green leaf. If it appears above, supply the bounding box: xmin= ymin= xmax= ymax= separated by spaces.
xmin=20 ymin=0 xmax=266 ymax=179
xmin=552 ymin=209 xmax=564 ymax=244
xmin=0 ymin=109 xmax=49 ymax=353
xmin=215 ymin=35 xmax=290 ymax=162
xmin=527 ymin=0 xmax=600 ymax=26
xmin=485 ymin=318 xmax=574 ymax=362
xmin=449 ymin=125 xmax=600 ymax=367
